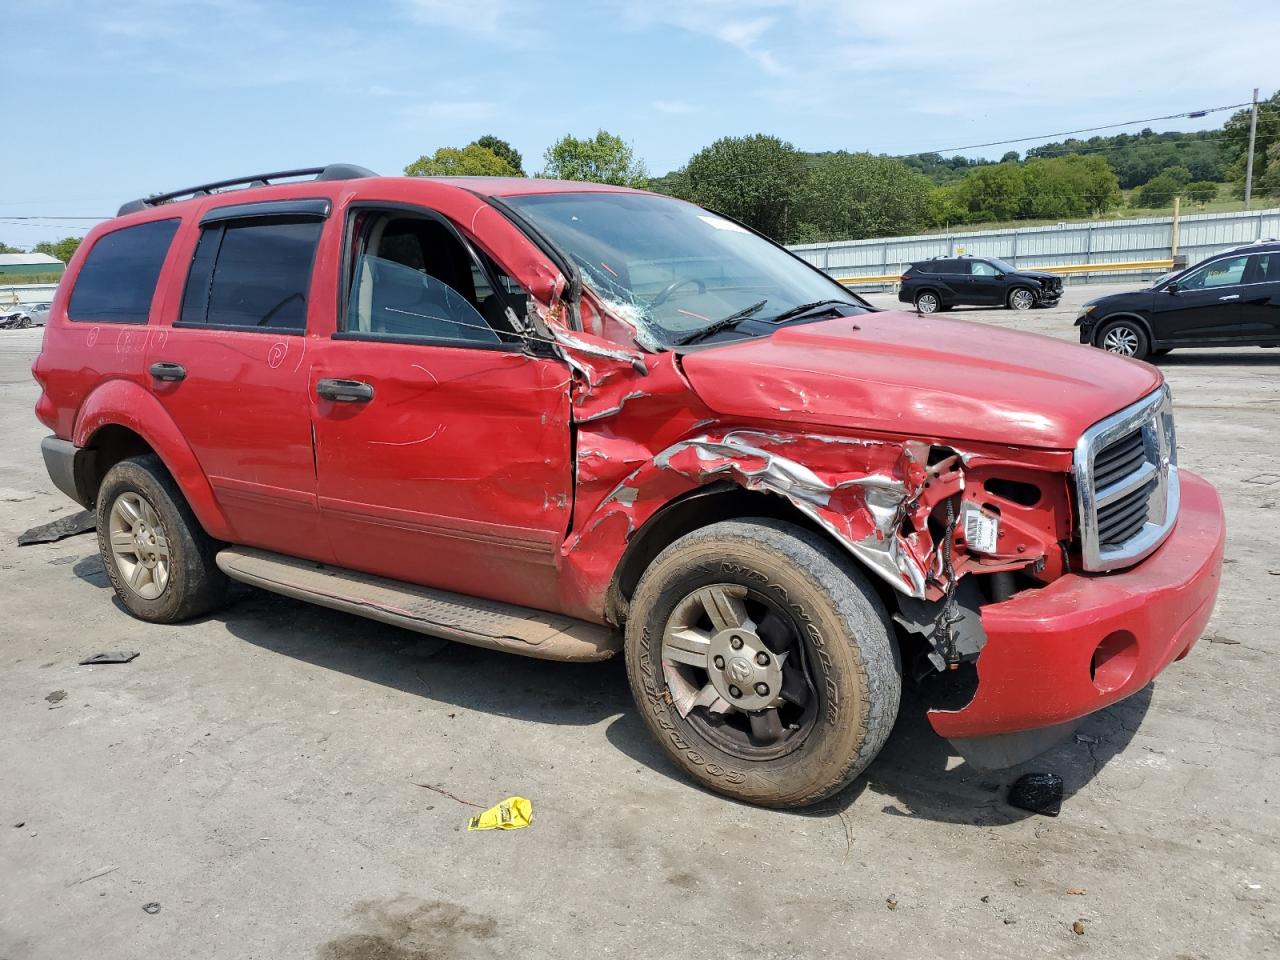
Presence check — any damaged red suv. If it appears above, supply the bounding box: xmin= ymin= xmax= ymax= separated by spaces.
xmin=32 ymin=165 xmax=1225 ymax=807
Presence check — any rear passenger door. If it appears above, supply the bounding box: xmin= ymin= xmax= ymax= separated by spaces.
xmin=308 ymin=204 xmax=574 ymax=612
xmin=148 ymin=200 xmax=332 ymax=561
xmin=1237 ymin=253 xmax=1280 ymax=342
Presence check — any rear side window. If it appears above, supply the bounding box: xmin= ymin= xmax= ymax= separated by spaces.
xmin=68 ymin=219 xmax=180 ymax=324
xmin=180 ymin=218 xmax=322 ymax=331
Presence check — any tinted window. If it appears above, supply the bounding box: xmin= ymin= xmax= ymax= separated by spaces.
xmin=180 ymin=218 xmax=321 ymax=330
xmin=1250 ymin=253 xmax=1280 ymax=282
xmin=68 ymin=219 xmax=180 ymax=324
xmin=1180 ymin=255 xmax=1248 ymax=291
xmin=936 ymin=260 xmax=964 ymax=274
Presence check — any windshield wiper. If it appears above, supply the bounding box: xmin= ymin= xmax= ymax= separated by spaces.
xmin=671 ymin=299 xmax=768 ymax=346
xmin=766 ymin=299 xmax=854 ymax=325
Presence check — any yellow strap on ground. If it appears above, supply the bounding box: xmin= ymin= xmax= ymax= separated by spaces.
xmin=466 ymin=796 xmax=533 ymax=831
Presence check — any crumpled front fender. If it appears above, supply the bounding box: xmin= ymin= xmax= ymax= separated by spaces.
xmin=558 ymin=425 xmax=959 ymax=621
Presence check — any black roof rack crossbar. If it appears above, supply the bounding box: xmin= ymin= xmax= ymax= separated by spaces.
xmin=117 ymin=163 xmax=377 ymax=217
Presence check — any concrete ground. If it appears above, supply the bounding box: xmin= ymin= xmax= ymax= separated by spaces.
xmin=1 ymin=284 xmax=1277 ymax=959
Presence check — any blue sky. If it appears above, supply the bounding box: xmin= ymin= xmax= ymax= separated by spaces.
xmin=3 ymin=0 xmax=1277 ymax=246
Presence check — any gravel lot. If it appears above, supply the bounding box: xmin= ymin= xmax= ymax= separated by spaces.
xmin=1 ymin=284 xmax=1276 ymax=959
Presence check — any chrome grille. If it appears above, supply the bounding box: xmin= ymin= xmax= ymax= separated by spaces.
xmin=1074 ymin=386 xmax=1179 ymax=571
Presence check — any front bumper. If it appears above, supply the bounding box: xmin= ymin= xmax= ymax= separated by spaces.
xmin=929 ymin=469 xmax=1224 ymax=747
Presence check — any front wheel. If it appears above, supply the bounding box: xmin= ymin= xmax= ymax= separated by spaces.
xmin=1008 ymin=287 xmax=1035 ymax=311
xmin=1097 ymin=318 xmax=1150 ymax=360
xmin=624 ymin=519 xmax=901 ymax=808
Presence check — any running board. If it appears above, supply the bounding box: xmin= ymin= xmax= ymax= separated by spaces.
xmin=215 ymin=547 xmax=620 ymax=662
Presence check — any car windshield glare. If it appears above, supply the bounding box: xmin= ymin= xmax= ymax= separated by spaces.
xmin=503 ymin=192 xmax=864 ymax=348
xmin=987 ymin=257 xmax=1017 ymax=273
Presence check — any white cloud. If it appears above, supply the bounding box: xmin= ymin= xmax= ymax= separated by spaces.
xmin=653 ymin=99 xmax=697 ymax=114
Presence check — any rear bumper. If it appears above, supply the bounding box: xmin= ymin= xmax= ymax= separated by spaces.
xmin=929 ymin=469 xmax=1224 ymax=742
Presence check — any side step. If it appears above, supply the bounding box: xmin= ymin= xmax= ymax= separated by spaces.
xmin=215 ymin=547 xmax=620 ymax=662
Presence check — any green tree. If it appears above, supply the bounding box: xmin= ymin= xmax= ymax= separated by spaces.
xmin=33 ymin=237 xmax=82 ymax=263
xmin=1223 ymin=90 xmax=1280 ymax=195
xmin=1135 ymin=172 xmax=1184 ymax=208
xmin=473 ymin=135 xmax=524 ymax=175
xmin=677 ymin=134 xmax=806 ymax=240
xmin=1259 ymin=142 xmax=1280 ymax=198
xmin=404 ymin=144 xmax=520 ymax=177
xmin=0 ymin=241 xmax=21 ymax=254
xmin=539 ymin=130 xmax=648 ymax=187
xmin=1184 ymin=181 xmax=1218 ymax=204
xmin=794 ymin=152 xmax=933 ymax=241
xmin=1000 ymin=150 xmax=1021 ymax=164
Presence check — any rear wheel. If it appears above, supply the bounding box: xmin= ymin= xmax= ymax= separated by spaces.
xmin=624 ymin=519 xmax=900 ymax=808
xmin=96 ymin=455 xmax=228 ymax=623
xmin=1008 ymin=287 xmax=1035 ymax=311
xmin=914 ymin=291 xmax=940 ymax=314
xmin=1097 ymin=318 xmax=1150 ymax=360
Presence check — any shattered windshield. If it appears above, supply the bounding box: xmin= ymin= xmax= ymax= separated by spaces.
xmin=504 ymin=192 xmax=866 ymax=349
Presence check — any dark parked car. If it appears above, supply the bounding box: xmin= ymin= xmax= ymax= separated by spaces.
xmin=899 ymin=256 xmax=1063 ymax=314
xmin=1077 ymin=241 xmax=1280 ymax=360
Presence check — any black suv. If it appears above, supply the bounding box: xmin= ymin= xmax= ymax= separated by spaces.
xmin=1077 ymin=241 xmax=1280 ymax=360
xmin=898 ymin=256 xmax=1063 ymax=314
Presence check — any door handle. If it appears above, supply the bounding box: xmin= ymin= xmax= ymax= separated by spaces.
xmin=149 ymin=361 xmax=186 ymax=382
xmin=1218 ymin=294 xmax=1240 ymax=301
xmin=316 ymin=378 xmax=374 ymax=403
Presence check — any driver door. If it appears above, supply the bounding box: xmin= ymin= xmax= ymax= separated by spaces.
xmin=967 ymin=260 xmax=1004 ymax=305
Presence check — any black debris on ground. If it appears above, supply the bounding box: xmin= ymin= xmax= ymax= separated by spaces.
xmin=17 ymin=510 xmax=96 ymax=546
xmin=1006 ymin=772 xmax=1064 ymax=817
xmin=79 ymin=651 xmax=139 ymax=665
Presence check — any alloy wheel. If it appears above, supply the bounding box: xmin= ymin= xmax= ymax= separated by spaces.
xmin=1010 ymin=289 xmax=1034 ymax=310
xmin=916 ymin=293 xmax=939 ymax=314
xmin=107 ymin=491 xmax=171 ymax=600
xmin=1102 ymin=325 xmax=1140 ymax=356
xmin=660 ymin=583 xmax=818 ymax=760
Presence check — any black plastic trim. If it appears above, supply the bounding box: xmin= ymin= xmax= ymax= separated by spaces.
xmin=172 ymin=321 xmax=305 ymax=336
xmin=332 ymin=331 xmax=524 ymax=353
xmin=117 ymin=164 xmax=376 ymax=216
xmin=200 ymin=198 xmax=331 ymax=225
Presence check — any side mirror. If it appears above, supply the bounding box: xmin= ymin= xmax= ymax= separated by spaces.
xmin=1165 ymin=282 xmax=1179 ymax=295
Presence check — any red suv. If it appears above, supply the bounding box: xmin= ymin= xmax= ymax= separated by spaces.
xmin=32 ymin=165 xmax=1225 ymax=807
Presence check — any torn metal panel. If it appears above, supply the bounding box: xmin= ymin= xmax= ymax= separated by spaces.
xmin=559 ymin=426 xmax=964 ymax=620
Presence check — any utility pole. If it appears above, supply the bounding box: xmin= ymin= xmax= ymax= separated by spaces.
xmin=1244 ymin=87 xmax=1259 ymax=210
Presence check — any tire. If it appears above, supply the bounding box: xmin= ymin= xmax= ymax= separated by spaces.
xmin=1151 ymin=348 xmax=1172 ymax=357
xmin=1007 ymin=287 xmax=1035 ymax=311
xmin=938 ymin=304 xmax=954 ymax=312
xmin=1096 ymin=317 xmax=1150 ymax=360
xmin=624 ymin=518 xmax=901 ymax=808
xmin=914 ymin=290 xmax=940 ymax=314
xmin=96 ymin=454 xmax=228 ymax=623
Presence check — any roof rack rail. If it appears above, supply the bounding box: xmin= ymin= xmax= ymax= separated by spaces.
xmin=117 ymin=163 xmax=377 ymax=217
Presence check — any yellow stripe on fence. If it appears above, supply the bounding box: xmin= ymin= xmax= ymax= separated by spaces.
xmin=836 ymin=259 xmax=1176 ymax=286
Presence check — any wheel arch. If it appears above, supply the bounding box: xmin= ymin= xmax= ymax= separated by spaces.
xmin=1093 ymin=312 xmax=1156 ymax=348
xmin=72 ymin=380 xmax=233 ymax=540
xmin=603 ymin=483 xmax=898 ymax=626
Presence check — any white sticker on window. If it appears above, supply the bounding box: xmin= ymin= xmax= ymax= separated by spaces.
xmin=963 ymin=507 xmax=1000 ymax=555
xmin=697 ymin=215 xmax=749 ymax=234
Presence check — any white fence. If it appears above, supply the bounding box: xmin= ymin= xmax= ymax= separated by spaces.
xmin=789 ymin=207 xmax=1280 ymax=288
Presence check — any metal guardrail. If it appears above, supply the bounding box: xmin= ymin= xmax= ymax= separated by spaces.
xmin=836 ymin=259 xmax=1176 ymax=287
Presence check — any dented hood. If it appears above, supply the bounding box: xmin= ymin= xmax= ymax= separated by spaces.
xmin=679 ymin=311 xmax=1162 ymax=449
